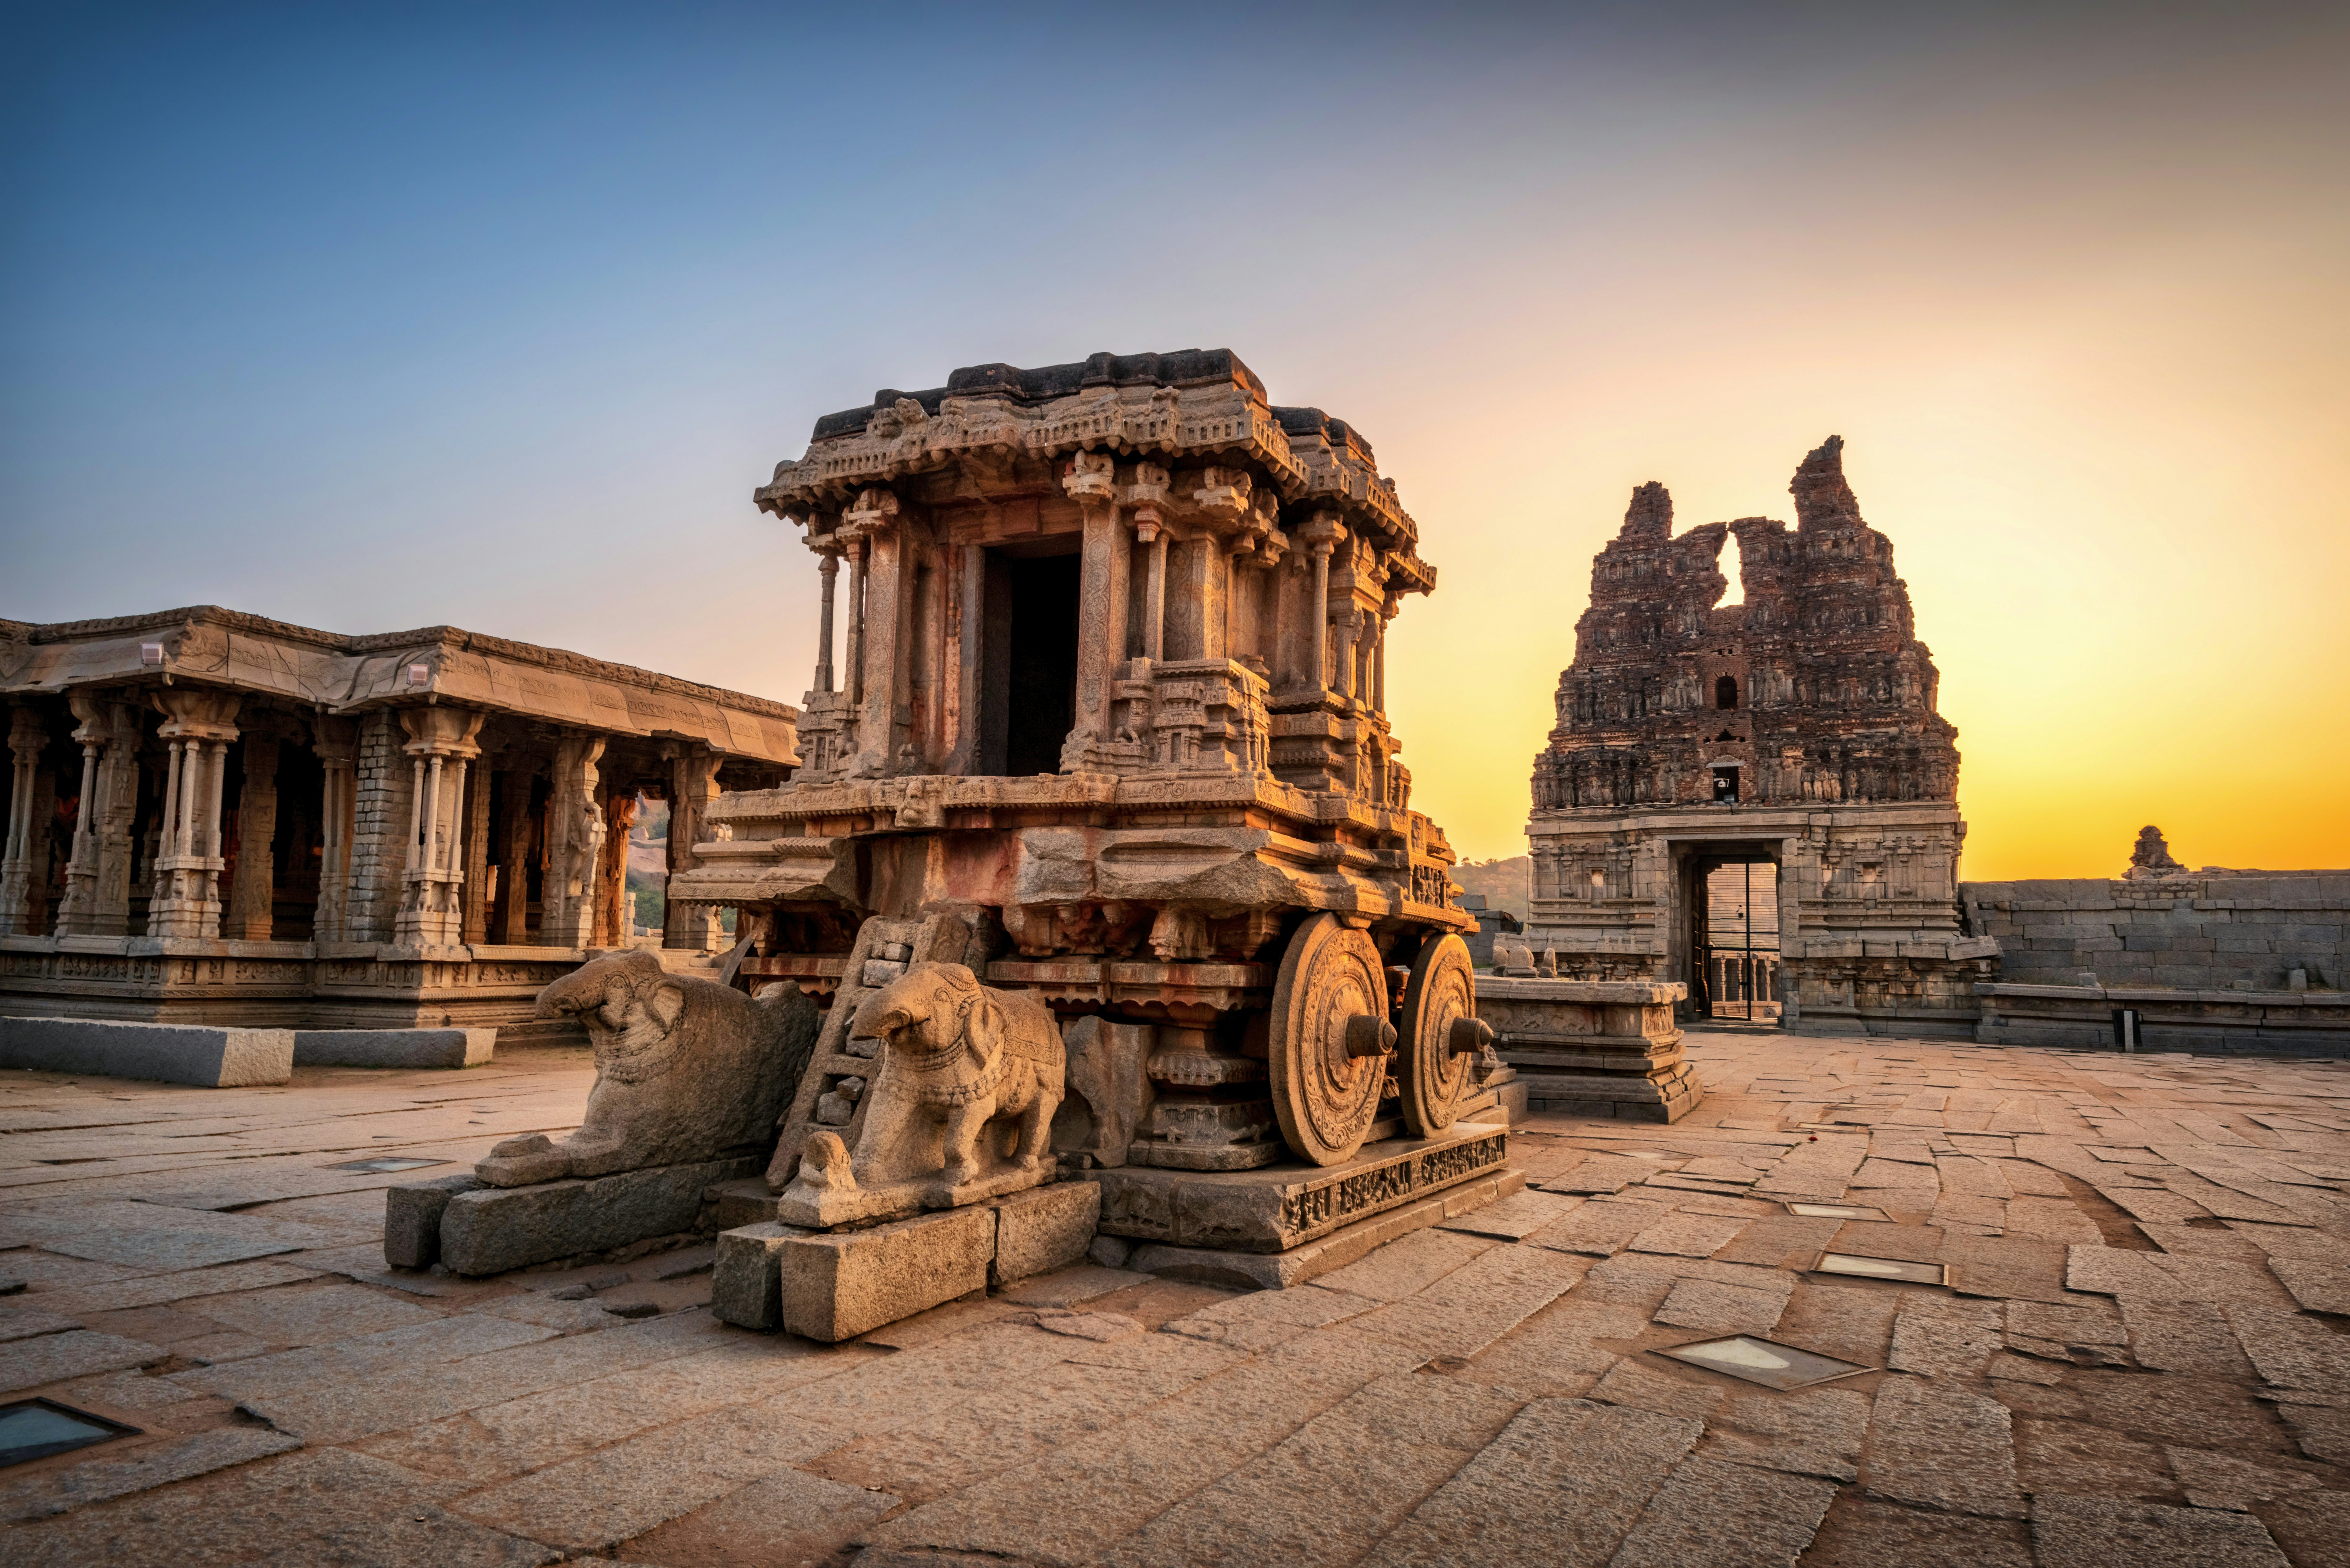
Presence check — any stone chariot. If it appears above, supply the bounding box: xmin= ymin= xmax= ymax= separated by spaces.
xmin=669 ymin=350 xmax=1503 ymax=1187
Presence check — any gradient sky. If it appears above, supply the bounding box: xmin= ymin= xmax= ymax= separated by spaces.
xmin=5 ymin=3 xmax=2345 ymax=880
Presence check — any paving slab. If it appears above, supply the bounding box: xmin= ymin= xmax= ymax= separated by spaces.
xmin=1357 ymin=1398 xmax=1701 ymax=1568
xmin=1605 ymin=1454 xmax=1838 ymax=1567
xmin=1101 ymin=1370 xmax=1522 ymax=1568
xmin=1862 ymin=1373 xmax=2025 ymax=1518
xmin=2029 ymin=1492 xmax=2291 ymax=1568
xmin=0 ymin=1425 xmax=304 ymax=1523
xmin=0 ymin=1328 xmax=169 ymax=1393
xmin=0 ymin=1446 xmax=557 ymax=1568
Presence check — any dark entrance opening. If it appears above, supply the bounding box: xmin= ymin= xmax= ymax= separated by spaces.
xmin=978 ymin=547 xmax=1081 ymax=776
xmin=1691 ymin=855 xmax=1781 ymax=1024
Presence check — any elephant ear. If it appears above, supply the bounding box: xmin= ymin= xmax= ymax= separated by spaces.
xmin=965 ymin=991 xmax=1005 ymax=1072
xmin=645 ymin=978 xmax=686 ymax=1034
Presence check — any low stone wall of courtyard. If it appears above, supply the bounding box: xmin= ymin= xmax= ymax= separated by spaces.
xmin=1962 ymin=870 xmax=2349 ymax=992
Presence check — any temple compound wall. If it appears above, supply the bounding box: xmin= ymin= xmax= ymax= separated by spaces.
xmin=1966 ymin=840 xmax=2350 ymax=1053
xmin=0 ymin=607 xmax=796 ymax=1029
xmin=1525 ymin=437 xmax=1994 ymax=1038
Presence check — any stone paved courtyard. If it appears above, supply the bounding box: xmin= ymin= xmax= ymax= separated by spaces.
xmin=3 ymin=1034 xmax=2348 ymax=1567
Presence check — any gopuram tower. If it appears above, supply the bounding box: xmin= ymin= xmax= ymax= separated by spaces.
xmin=1525 ymin=437 xmax=1997 ymax=1036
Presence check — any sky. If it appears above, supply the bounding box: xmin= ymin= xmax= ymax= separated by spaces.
xmin=4 ymin=2 xmax=2345 ymax=880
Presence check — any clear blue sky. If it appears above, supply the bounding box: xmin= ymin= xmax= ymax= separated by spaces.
xmin=6 ymin=3 xmax=2346 ymax=872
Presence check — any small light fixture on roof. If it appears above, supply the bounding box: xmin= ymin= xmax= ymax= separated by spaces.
xmin=0 ymin=1398 xmax=142 ymax=1469
xmin=1784 ymin=1201 xmax=1888 ymax=1221
xmin=1810 ymin=1251 xmax=1948 ymax=1286
xmin=406 ymin=663 xmax=431 ymax=688
xmin=1653 ymin=1335 xmax=1874 ymax=1391
xmin=139 ymin=643 xmax=165 ymax=667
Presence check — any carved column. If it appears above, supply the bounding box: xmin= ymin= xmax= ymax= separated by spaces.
xmin=813 ymin=545 xmax=841 ymax=694
xmin=1301 ymin=512 xmax=1345 ymax=695
xmin=1063 ymin=454 xmax=1126 ymax=766
xmin=0 ymin=706 xmax=44 ymax=935
xmin=145 ymin=688 xmax=242 ymax=940
xmin=593 ymin=788 xmax=639 ymax=947
xmin=52 ymin=693 xmax=110 ymax=935
xmin=662 ymin=747 xmax=721 ymax=951
xmin=226 ymin=731 xmax=280 ymax=941
xmin=461 ymin=758 xmax=493 ymax=945
xmin=492 ymin=765 xmax=535 ymax=945
xmin=1374 ymin=601 xmax=1393 ymax=714
xmin=311 ymin=716 xmax=357 ymax=943
xmin=846 ymin=536 xmax=869 ymax=707
xmin=539 ymin=732 xmax=607 ymax=950
xmin=393 ymin=706 xmax=485 ymax=948
xmin=1136 ymin=508 xmax=1168 ymax=662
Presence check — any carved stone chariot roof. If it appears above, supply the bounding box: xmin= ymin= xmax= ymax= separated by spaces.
xmin=754 ymin=348 xmax=1429 ymax=590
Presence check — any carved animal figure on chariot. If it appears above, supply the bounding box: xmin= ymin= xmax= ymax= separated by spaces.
xmin=777 ymin=961 xmax=1068 ymax=1225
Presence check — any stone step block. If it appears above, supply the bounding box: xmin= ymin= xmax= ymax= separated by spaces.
xmin=0 ymin=1016 xmax=292 ymax=1087
xmin=991 ymin=1181 xmax=1101 ymax=1286
xmin=434 ymin=1155 xmax=757 ymax=1276
xmin=710 ymin=1221 xmax=811 ymax=1331
xmin=291 ymin=1028 xmax=494 ymax=1068
xmin=779 ymin=1205 xmax=995 ymax=1343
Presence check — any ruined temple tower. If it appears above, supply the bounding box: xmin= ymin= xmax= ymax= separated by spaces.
xmin=1525 ymin=437 xmax=1996 ymax=1035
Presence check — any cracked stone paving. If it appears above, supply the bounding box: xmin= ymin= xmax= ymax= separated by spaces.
xmin=3 ymin=1034 xmax=2348 ymax=1567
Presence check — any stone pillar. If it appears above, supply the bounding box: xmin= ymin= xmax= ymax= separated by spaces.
xmin=1300 ymin=512 xmax=1346 ymax=695
xmin=593 ymin=788 xmax=640 ymax=948
xmin=344 ymin=711 xmax=410 ymax=944
xmin=539 ymin=732 xmax=607 ymax=950
xmin=226 ymin=732 xmax=280 ymax=941
xmin=663 ymin=747 xmax=721 ymax=951
xmin=145 ymin=688 xmax=242 ymax=940
xmin=461 ymin=759 xmax=493 ymax=945
xmin=493 ymin=766 xmax=535 ymax=945
xmin=846 ymin=537 xmax=868 ymax=709
xmin=91 ymin=701 xmax=140 ymax=937
xmin=393 ymin=706 xmax=486 ymax=949
xmin=813 ymin=546 xmax=841 ymax=694
xmin=311 ymin=716 xmax=357 ymax=943
xmin=1374 ymin=603 xmax=1392 ymax=714
xmin=0 ymin=706 xmax=45 ymax=935
xmin=1137 ymin=508 xmax=1168 ymax=662
xmin=52 ymin=693 xmax=110 ymax=935
xmin=1073 ymin=500 xmax=1129 ymax=750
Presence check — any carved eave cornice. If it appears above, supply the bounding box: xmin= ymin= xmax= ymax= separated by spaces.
xmin=755 ymin=380 xmax=1312 ymax=524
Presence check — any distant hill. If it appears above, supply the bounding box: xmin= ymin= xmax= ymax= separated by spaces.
xmin=1451 ymin=856 xmax=1530 ymax=923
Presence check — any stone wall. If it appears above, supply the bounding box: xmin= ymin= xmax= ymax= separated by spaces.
xmin=1962 ymin=872 xmax=2349 ymax=992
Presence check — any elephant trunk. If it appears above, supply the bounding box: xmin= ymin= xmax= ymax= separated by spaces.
xmin=537 ymin=965 xmax=605 ymax=1020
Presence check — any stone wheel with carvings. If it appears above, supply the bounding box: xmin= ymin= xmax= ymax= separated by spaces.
xmin=1268 ymin=913 xmax=1393 ymax=1167
xmin=1397 ymin=932 xmax=1477 ymax=1137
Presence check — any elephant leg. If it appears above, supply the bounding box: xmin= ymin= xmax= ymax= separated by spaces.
xmin=941 ymin=1100 xmax=991 ymax=1187
xmin=1016 ymin=1078 xmax=1058 ymax=1169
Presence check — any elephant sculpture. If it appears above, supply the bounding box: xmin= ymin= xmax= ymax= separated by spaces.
xmin=477 ymin=949 xmax=820 ymax=1187
xmin=777 ymin=961 xmax=1066 ymax=1225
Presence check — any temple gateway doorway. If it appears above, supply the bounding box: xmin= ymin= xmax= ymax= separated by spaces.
xmin=1690 ymin=850 xmax=1782 ymax=1024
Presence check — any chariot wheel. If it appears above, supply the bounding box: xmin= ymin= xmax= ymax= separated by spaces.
xmin=1397 ymin=932 xmax=1477 ymax=1137
xmin=1268 ymin=914 xmax=1393 ymax=1167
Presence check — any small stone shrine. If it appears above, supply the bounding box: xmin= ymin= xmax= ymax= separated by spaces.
xmin=661 ymin=350 xmax=1523 ymax=1330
